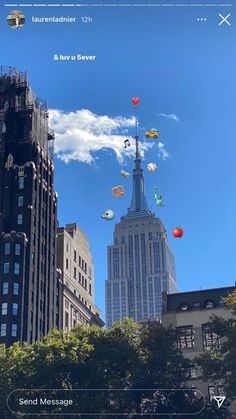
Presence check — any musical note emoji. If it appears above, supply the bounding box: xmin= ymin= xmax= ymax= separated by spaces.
xmin=124 ymin=139 xmax=130 ymax=148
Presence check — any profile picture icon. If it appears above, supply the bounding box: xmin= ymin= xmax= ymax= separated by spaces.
xmin=7 ymin=10 xmax=25 ymax=29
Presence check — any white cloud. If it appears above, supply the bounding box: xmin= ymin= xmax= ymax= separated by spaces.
xmin=49 ymin=109 xmax=153 ymax=164
xmin=159 ymin=113 xmax=180 ymax=122
xmin=157 ymin=142 xmax=170 ymax=160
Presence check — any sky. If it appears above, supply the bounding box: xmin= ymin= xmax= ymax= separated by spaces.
xmin=1 ymin=1 xmax=236 ymax=320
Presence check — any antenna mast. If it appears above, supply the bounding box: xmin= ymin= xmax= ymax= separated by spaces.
xmin=135 ymin=118 xmax=140 ymax=159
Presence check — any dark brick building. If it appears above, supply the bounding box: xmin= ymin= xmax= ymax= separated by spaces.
xmin=0 ymin=66 xmax=59 ymax=345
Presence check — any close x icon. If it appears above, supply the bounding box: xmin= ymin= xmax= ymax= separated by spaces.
xmin=219 ymin=13 xmax=231 ymax=26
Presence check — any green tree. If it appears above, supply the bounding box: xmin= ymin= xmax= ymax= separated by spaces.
xmin=0 ymin=318 xmax=232 ymax=418
xmin=0 ymin=329 xmax=93 ymax=418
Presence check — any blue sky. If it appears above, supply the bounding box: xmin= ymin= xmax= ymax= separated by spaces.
xmin=1 ymin=2 xmax=236 ymax=319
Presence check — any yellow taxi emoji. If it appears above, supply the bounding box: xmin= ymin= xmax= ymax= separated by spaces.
xmin=145 ymin=129 xmax=159 ymax=139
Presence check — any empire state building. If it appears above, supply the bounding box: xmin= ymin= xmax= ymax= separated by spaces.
xmin=105 ymin=134 xmax=178 ymax=327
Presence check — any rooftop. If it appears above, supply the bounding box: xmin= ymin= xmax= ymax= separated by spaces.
xmin=163 ymin=285 xmax=236 ymax=314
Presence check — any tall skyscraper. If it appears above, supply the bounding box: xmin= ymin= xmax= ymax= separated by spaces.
xmin=57 ymin=223 xmax=104 ymax=329
xmin=105 ymin=130 xmax=178 ymax=327
xmin=0 ymin=67 xmax=59 ymax=345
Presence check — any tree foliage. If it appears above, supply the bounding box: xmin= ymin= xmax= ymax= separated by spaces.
xmin=0 ymin=318 xmax=232 ymax=418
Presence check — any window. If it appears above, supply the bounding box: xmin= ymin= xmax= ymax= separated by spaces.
xmin=74 ymin=267 xmax=76 ymax=279
xmin=66 ymin=258 xmax=69 ymax=270
xmin=18 ymin=195 xmax=23 ymax=207
xmin=79 ymin=272 xmax=81 ymax=284
xmin=3 ymin=282 xmax=8 ymax=295
xmin=74 ymin=250 xmax=77 ymax=262
xmin=12 ymin=303 xmax=18 ymax=316
xmin=202 ymin=324 xmax=221 ymax=351
xmin=0 ymin=324 xmax=6 ymax=337
xmin=14 ymin=263 xmax=20 ymax=275
xmin=190 ymin=386 xmax=198 ymax=398
xmin=205 ymin=300 xmax=214 ymax=309
xmin=217 ymin=385 xmax=225 ymax=396
xmin=18 ymin=177 xmax=24 ymax=189
xmin=89 ymin=284 xmax=92 ymax=296
xmin=192 ymin=302 xmax=201 ymax=309
xmin=177 ymin=326 xmax=194 ymax=349
xmin=65 ymin=312 xmax=69 ymax=329
xmin=15 ymin=243 xmax=21 ymax=256
xmin=189 ymin=365 xmax=197 ymax=378
xmin=4 ymin=242 xmax=10 ymax=255
xmin=11 ymin=324 xmax=17 ymax=337
xmin=179 ymin=303 xmax=190 ymax=312
xmin=79 ymin=256 xmax=81 ymax=267
xmin=17 ymin=213 xmax=23 ymax=225
xmin=208 ymin=386 xmax=215 ymax=401
xmin=66 ymin=242 xmax=69 ymax=252
xmin=13 ymin=283 xmax=19 ymax=295
xmin=3 ymin=262 xmax=10 ymax=274
xmin=1 ymin=303 xmax=8 ymax=315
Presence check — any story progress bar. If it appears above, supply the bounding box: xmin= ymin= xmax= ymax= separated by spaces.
xmin=4 ymin=3 xmax=233 ymax=7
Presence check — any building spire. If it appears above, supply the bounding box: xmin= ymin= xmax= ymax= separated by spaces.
xmin=135 ymin=118 xmax=139 ymax=160
xmin=128 ymin=118 xmax=149 ymax=213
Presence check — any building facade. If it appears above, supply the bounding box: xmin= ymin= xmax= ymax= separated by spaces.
xmin=0 ymin=66 xmax=59 ymax=345
xmin=57 ymin=223 xmax=104 ymax=330
xmin=105 ymin=135 xmax=178 ymax=327
xmin=162 ymin=285 xmax=236 ymax=410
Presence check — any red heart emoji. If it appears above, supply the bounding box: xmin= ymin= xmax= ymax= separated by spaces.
xmin=131 ymin=97 xmax=140 ymax=105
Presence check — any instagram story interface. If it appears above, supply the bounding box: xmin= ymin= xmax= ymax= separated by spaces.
xmin=0 ymin=0 xmax=235 ymax=417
